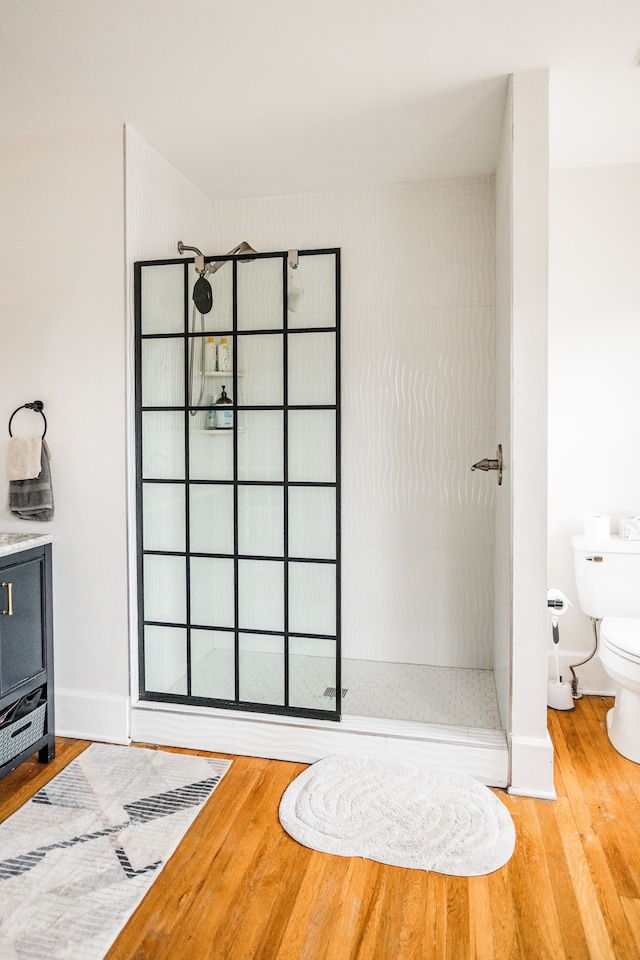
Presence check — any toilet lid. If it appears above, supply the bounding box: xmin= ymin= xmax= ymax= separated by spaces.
xmin=601 ymin=618 xmax=640 ymax=663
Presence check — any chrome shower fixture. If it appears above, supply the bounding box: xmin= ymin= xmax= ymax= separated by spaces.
xmin=177 ymin=241 xmax=205 ymax=274
xmin=177 ymin=240 xmax=258 ymax=278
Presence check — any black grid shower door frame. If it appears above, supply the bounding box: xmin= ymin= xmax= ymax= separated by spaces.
xmin=134 ymin=249 xmax=341 ymax=721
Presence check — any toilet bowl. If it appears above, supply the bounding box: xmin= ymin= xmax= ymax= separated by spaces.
xmin=572 ymin=534 xmax=640 ymax=763
xmin=600 ymin=618 xmax=640 ymax=763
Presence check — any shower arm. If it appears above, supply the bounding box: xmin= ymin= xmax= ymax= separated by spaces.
xmin=177 ymin=241 xmax=256 ymax=277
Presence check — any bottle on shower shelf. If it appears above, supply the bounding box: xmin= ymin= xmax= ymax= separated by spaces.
xmin=205 ymin=337 xmax=217 ymax=372
xmin=214 ymin=385 xmax=233 ymax=430
xmin=206 ymin=395 xmax=218 ymax=430
xmin=217 ymin=337 xmax=232 ymax=372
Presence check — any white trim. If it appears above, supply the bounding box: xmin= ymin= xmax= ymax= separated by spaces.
xmin=508 ymin=732 xmax=556 ymax=799
xmin=131 ymin=703 xmax=509 ymax=787
xmin=55 ymin=688 xmax=130 ymax=744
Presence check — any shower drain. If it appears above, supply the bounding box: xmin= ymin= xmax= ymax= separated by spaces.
xmin=323 ymin=687 xmax=348 ymax=698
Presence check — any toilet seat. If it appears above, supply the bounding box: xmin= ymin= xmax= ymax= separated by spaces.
xmin=601 ymin=618 xmax=640 ymax=665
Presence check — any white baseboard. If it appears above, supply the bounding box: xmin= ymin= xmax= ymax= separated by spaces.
xmin=508 ymin=732 xmax=556 ymax=799
xmin=54 ymin=688 xmax=130 ymax=744
xmin=130 ymin=702 xmax=510 ymax=788
xmin=548 ymin=649 xmax=616 ymax=696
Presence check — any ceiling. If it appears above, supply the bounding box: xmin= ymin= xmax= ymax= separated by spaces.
xmin=0 ymin=0 xmax=638 ymax=199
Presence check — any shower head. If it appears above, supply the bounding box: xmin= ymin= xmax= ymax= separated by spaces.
xmin=205 ymin=241 xmax=258 ymax=276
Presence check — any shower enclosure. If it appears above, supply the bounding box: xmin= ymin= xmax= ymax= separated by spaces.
xmin=135 ymin=248 xmax=341 ymax=721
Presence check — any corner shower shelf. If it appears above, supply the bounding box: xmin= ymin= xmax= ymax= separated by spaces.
xmin=195 ymin=428 xmax=245 ymax=435
xmin=202 ymin=370 xmax=245 ymax=377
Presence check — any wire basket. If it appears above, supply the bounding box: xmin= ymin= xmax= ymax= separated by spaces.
xmin=0 ymin=702 xmax=46 ymax=765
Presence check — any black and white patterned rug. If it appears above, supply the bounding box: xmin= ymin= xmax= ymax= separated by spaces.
xmin=0 ymin=743 xmax=231 ymax=959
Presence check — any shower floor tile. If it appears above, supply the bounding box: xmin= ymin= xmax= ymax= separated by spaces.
xmin=172 ymin=651 xmax=502 ymax=730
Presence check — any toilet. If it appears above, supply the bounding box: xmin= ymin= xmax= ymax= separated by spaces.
xmin=572 ymin=534 xmax=640 ymax=763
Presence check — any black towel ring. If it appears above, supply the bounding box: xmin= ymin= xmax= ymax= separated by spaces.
xmin=8 ymin=400 xmax=47 ymax=439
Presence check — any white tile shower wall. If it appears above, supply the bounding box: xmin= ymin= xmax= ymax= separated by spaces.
xmin=210 ymin=176 xmax=496 ymax=669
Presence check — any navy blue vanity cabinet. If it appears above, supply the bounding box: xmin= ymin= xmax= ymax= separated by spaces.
xmin=0 ymin=543 xmax=55 ymax=778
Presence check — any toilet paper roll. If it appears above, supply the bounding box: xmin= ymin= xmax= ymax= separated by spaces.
xmin=583 ymin=515 xmax=610 ymax=539
xmin=547 ymin=588 xmax=572 ymax=616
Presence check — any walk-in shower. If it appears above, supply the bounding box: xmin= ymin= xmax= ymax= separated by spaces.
xmin=133 ymin=234 xmax=507 ymax=786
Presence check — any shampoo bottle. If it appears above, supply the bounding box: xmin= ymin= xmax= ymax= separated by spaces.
xmin=215 ymin=385 xmax=233 ymax=430
xmin=217 ymin=337 xmax=232 ymax=372
xmin=205 ymin=337 xmax=217 ymax=372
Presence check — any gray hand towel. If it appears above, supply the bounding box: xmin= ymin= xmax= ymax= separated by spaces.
xmin=7 ymin=439 xmax=54 ymax=521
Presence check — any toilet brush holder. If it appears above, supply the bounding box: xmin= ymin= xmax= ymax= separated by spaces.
xmin=547 ymin=679 xmax=574 ymax=711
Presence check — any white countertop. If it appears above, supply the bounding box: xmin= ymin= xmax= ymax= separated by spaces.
xmin=0 ymin=533 xmax=54 ymax=558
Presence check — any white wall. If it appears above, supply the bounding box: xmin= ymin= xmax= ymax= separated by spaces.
xmin=208 ymin=176 xmax=496 ymax=669
xmin=548 ymin=163 xmax=640 ymax=693
xmin=124 ymin=125 xmax=212 ymax=701
xmin=508 ymin=70 xmax=555 ymax=798
xmin=0 ymin=126 xmax=130 ymax=741
xmin=494 ymin=78 xmax=513 ymax=730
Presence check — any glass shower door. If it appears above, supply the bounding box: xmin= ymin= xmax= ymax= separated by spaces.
xmin=135 ymin=249 xmax=340 ymax=721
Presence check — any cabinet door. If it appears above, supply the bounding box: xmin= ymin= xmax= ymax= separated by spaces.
xmin=0 ymin=557 xmax=45 ymax=695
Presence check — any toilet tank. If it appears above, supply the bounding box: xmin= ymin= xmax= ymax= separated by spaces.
xmin=571 ymin=534 xmax=640 ymax=618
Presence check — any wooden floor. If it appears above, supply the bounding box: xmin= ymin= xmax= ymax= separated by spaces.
xmin=2 ymin=696 xmax=640 ymax=959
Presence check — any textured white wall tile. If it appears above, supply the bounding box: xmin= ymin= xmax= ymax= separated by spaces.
xmin=430 ymin=307 xmax=495 ymax=428
xmin=434 ymin=178 xmax=495 ymax=308
xmin=342 ymin=308 xmax=438 ymax=430
xmin=434 ymin=548 xmax=494 ymax=668
xmin=434 ymin=428 xmax=496 ymax=550
xmin=341 ymin=426 xmax=438 ymax=548
xmin=373 ymin=183 xmax=438 ymax=310
xmin=341 ymin=543 xmax=438 ymax=664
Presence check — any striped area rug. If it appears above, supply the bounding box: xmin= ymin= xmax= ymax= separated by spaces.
xmin=0 ymin=743 xmax=231 ymax=959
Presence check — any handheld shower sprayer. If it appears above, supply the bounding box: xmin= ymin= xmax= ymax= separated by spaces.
xmin=178 ymin=240 xmax=258 ymax=414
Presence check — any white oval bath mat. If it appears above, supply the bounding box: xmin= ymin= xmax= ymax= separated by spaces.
xmin=279 ymin=755 xmax=515 ymax=876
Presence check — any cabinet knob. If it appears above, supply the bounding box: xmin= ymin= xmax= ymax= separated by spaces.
xmin=1 ymin=581 xmax=13 ymax=616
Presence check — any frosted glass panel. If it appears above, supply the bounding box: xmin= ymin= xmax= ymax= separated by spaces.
xmin=288 ymin=487 xmax=336 ymax=560
xmin=190 ymin=484 xmax=234 ymax=554
xmin=141 ymin=339 xmax=184 ymax=407
xmin=237 ymin=411 xmax=283 ymax=481
xmin=289 ymin=637 xmax=337 ymax=709
xmin=289 ymin=561 xmax=336 ymax=635
xmin=144 ymin=625 xmax=187 ymax=694
xmin=191 ymin=629 xmax=235 ymax=699
xmin=143 ymin=483 xmax=185 ymax=553
xmin=141 ymin=264 xmax=184 ymax=335
xmin=288 ymin=254 xmax=337 ymax=329
xmin=239 ymin=633 xmax=284 ymax=705
xmin=143 ymin=555 xmax=186 ymax=624
xmin=200 ymin=261 xmax=233 ymax=332
xmin=238 ymin=560 xmax=284 ymax=632
xmin=237 ymin=334 xmax=283 ymax=405
xmin=189 ymin=417 xmax=233 ymax=481
xmin=237 ymin=257 xmax=283 ymax=330
xmin=142 ymin=412 xmax=185 ymax=480
xmin=190 ymin=557 xmax=235 ymax=628
xmin=288 ymin=332 xmax=336 ymax=406
xmin=288 ymin=410 xmax=336 ymax=482
xmin=238 ymin=486 xmax=283 ymax=557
